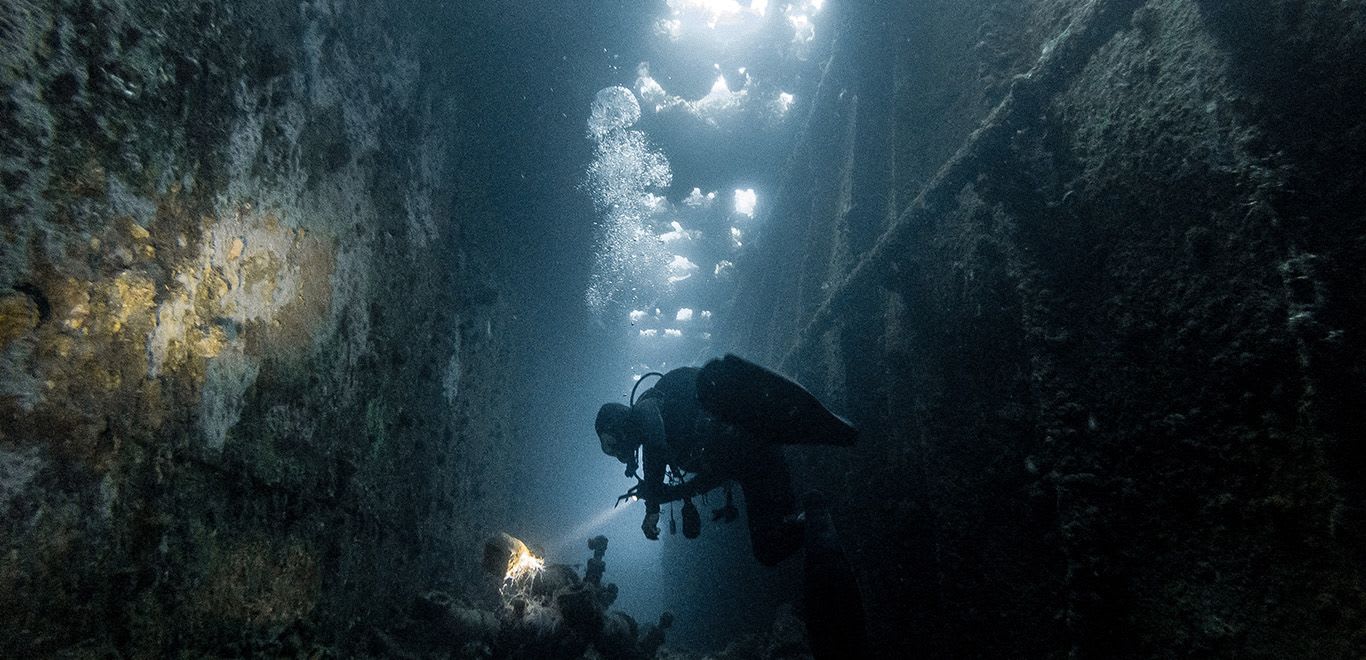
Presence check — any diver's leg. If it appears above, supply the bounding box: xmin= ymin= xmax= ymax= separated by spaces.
xmin=801 ymin=491 xmax=868 ymax=659
xmin=697 ymin=354 xmax=858 ymax=446
xmin=734 ymin=444 xmax=803 ymax=567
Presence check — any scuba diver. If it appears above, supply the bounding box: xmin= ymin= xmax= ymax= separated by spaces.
xmin=594 ymin=354 xmax=866 ymax=657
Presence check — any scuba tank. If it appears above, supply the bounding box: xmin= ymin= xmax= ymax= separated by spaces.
xmin=629 ymin=372 xmax=665 ymax=406
xmin=633 ymin=371 xmax=703 ymax=540
xmin=625 ymin=372 xmax=665 ymax=479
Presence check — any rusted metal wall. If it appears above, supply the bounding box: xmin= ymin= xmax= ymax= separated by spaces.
xmin=726 ymin=0 xmax=1366 ymax=656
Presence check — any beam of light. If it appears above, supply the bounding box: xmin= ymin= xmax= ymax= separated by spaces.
xmin=776 ymin=91 xmax=796 ymax=116
xmin=734 ymin=188 xmax=757 ymax=217
xmin=667 ymin=0 xmax=767 ymax=29
xmin=789 ymin=13 xmax=814 ymax=44
xmin=685 ymin=188 xmax=716 ymax=207
xmin=655 ymin=18 xmax=683 ymax=40
xmin=667 ymin=254 xmax=699 ymax=283
xmin=710 ymin=74 xmax=731 ymax=95
xmin=689 ymin=75 xmax=747 ymax=122
xmin=637 ymin=74 xmax=670 ymax=112
xmin=549 ymin=502 xmax=637 ymax=556
xmin=695 ymin=75 xmax=738 ymax=111
xmin=659 ymin=220 xmax=690 ymax=243
xmin=657 ymin=0 xmax=770 ymax=44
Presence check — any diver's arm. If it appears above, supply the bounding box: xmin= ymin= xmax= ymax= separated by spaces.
xmin=642 ymin=471 xmax=726 ymax=506
xmin=633 ymin=399 xmax=668 ymax=515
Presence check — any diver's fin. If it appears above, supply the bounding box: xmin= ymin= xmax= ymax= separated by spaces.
xmin=697 ymin=354 xmax=858 ymax=446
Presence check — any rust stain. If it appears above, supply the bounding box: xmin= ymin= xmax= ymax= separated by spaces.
xmin=0 ymin=293 xmax=39 ymax=348
xmin=193 ymin=538 xmax=320 ymax=627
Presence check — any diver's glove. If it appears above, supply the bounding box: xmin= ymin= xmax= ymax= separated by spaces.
xmin=642 ymin=511 xmax=661 ymax=540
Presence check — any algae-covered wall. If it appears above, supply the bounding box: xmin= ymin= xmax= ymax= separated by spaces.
xmin=728 ymin=0 xmax=1366 ymax=657
xmin=1 ymin=0 xmax=514 ymax=655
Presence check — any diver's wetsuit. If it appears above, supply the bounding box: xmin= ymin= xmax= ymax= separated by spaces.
xmin=626 ymin=367 xmax=803 ymax=566
xmin=616 ymin=356 xmax=867 ymax=658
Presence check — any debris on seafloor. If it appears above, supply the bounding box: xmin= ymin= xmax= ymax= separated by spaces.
xmin=363 ymin=532 xmax=812 ymax=660
xmin=362 ymin=533 xmax=660 ymax=659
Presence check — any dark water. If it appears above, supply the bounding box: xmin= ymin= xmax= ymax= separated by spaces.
xmin=505 ymin=2 xmax=838 ymax=652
